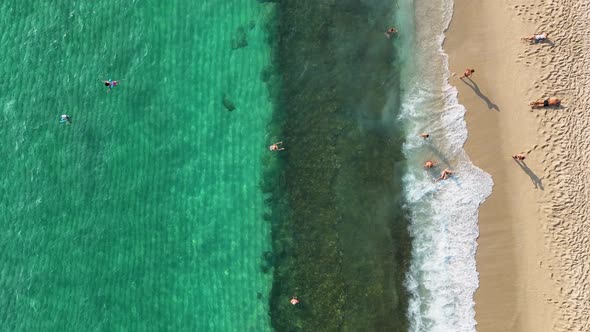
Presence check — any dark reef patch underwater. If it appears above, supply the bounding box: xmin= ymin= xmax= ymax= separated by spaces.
xmin=261 ymin=0 xmax=411 ymax=330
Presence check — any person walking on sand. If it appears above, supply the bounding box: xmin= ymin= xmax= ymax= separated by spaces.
xmin=420 ymin=133 xmax=429 ymax=139
xmin=103 ymin=79 xmax=120 ymax=92
xmin=269 ymin=142 xmax=284 ymax=151
xmin=512 ymin=153 xmax=526 ymax=161
xmin=460 ymin=68 xmax=475 ymax=79
xmin=385 ymin=27 xmax=398 ymax=39
xmin=436 ymin=168 xmax=454 ymax=182
xmin=424 ymin=160 xmax=437 ymax=169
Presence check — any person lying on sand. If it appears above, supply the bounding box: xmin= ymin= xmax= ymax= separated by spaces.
xmin=512 ymin=153 xmax=526 ymax=161
xmin=460 ymin=68 xmax=475 ymax=79
xmin=529 ymin=97 xmax=561 ymax=109
xmin=523 ymin=32 xmax=548 ymax=43
xmin=269 ymin=141 xmax=285 ymax=151
xmin=436 ymin=168 xmax=454 ymax=182
xmin=424 ymin=160 xmax=437 ymax=169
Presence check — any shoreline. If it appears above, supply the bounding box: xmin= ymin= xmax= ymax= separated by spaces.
xmin=445 ymin=0 xmax=562 ymax=331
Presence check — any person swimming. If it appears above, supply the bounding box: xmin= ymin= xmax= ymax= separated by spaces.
xmin=103 ymin=79 xmax=120 ymax=92
xmin=385 ymin=27 xmax=398 ymax=39
xmin=269 ymin=141 xmax=285 ymax=151
xmin=60 ymin=114 xmax=71 ymax=125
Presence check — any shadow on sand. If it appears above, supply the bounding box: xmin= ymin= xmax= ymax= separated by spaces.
xmin=524 ymin=38 xmax=555 ymax=47
xmin=514 ymin=159 xmax=544 ymax=190
xmin=461 ymin=77 xmax=500 ymax=111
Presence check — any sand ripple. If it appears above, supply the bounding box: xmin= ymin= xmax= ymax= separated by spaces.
xmin=515 ymin=0 xmax=590 ymax=330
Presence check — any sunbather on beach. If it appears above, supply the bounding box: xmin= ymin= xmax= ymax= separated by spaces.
xmin=523 ymin=32 xmax=548 ymax=43
xmin=436 ymin=168 xmax=454 ymax=182
xmin=424 ymin=160 xmax=437 ymax=169
xmin=529 ymin=97 xmax=561 ymax=109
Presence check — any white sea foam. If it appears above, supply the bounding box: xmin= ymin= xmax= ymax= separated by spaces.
xmin=396 ymin=0 xmax=493 ymax=331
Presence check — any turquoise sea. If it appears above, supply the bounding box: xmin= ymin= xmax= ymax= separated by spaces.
xmin=1 ymin=1 xmax=274 ymax=330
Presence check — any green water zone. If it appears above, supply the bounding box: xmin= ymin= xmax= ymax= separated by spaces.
xmin=266 ymin=1 xmax=411 ymax=331
xmin=1 ymin=1 xmax=274 ymax=331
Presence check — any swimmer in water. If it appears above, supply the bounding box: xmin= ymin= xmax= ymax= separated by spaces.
xmin=102 ymin=79 xmax=120 ymax=92
xmin=60 ymin=114 xmax=71 ymax=125
xmin=269 ymin=141 xmax=285 ymax=151
xmin=290 ymin=296 xmax=299 ymax=305
xmin=385 ymin=27 xmax=398 ymax=39
xmin=420 ymin=133 xmax=430 ymax=139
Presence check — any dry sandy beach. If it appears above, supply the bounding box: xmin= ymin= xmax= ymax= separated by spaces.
xmin=445 ymin=0 xmax=590 ymax=331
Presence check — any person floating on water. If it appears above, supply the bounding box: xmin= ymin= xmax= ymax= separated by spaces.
xmin=385 ymin=27 xmax=398 ymax=39
xmin=103 ymin=79 xmax=120 ymax=92
xmin=60 ymin=114 xmax=71 ymax=125
xmin=436 ymin=168 xmax=454 ymax=182
xmin=269 ymin=141 xmax=285 ymax=151
xmin=420 ymin=133 xmax=430 ymax=139
xmin=290 ymin=296 xmax=299 ymax=305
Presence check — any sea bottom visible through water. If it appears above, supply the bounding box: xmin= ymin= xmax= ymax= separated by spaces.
xmin=1 ymin=1 xmax=274 ymax=331
xmin=266 ymin=0 xmax=412 ymax=331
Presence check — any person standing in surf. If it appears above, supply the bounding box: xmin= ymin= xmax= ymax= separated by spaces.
xmin=435 ymin=168 xmax=454 ymax=182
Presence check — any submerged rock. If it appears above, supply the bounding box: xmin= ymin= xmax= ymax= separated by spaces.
xmin=222 ymin=95 xmax=236 ymax=111
xmin=231 ymin=27 xmax=248 ymax=50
